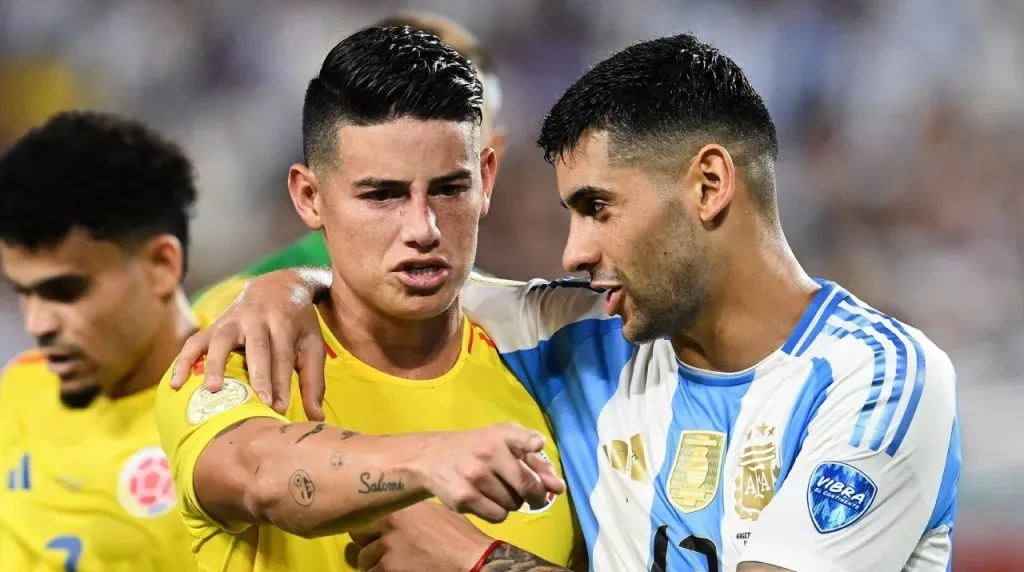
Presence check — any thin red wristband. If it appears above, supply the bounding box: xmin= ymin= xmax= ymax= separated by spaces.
xmin=469 ymin=540 xmax=504 ymax=572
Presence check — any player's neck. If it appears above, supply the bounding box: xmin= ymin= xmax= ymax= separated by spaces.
xmin=672 ymin=235 xmax=818 ymax=373
xmin=109 ymin=290 xmax=197 ymax=400
xmin=320 ymin=281 xmax=464 ymax=380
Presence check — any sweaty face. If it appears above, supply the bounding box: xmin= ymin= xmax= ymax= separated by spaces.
xmin=315 ymin=118 xmax=492 ymax=320
xmin=557 ymin=131 xmax=710 ymax=343
xmin=1 ymin=230 xmax=159 ymax=408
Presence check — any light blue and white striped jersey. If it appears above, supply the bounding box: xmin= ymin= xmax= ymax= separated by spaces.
xmin=462 ymin=275 xmax=960 ymax=572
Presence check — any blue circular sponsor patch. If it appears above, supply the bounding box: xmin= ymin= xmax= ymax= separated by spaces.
xmin=806 ymin=461 xmax=877 ymax=533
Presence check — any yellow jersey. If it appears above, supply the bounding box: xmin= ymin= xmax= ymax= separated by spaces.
xmin=0 ymin=351 xmax=196 ymax=572
xmin=156 ymin=309 xmax=581 ymax=572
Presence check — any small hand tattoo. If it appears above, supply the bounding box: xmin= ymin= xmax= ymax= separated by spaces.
xmin=289 ymin=469 xmax=315 ymax=506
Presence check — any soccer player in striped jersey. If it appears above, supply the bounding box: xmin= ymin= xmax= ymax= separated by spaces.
xmin=180 ymin=34 xmax=960 ymax=572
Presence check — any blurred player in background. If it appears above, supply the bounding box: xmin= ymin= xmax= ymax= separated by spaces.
xmin=157 ymin=26 xmax=581 ymax=572
xmin=0 ymin=111 xmax=198 ymax=571
xmin=184 ymin=33 xmax=961 ymax=571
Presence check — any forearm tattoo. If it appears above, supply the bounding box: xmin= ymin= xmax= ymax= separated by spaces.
xmin=357 ymin=472 xmax=405 ymax=494
xmin=289 ymin=469 xmax=316 ymax=506
xmin=295 ymin=423 xmax=325 ymax=444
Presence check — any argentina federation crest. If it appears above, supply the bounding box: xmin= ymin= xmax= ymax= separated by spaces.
xmin=667 ymin=431 xmax=726 ymax=513
xmin=734 ymin=423 xmax=781 ymax=521
xmin=807 ymin=461 xmax=877 ymax=533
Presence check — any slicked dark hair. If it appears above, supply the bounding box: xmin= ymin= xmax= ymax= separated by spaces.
xmin=302 ymin=26 xmax=484 ymax=168
xmin=538 ymin=34 xmax=779 ymax=211
xmin=0 ymin=110 xmax=196 ymax=276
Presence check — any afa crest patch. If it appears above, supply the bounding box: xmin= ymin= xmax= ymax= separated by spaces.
xmin=807 ymin=461 xmax=877 ymax=533
xmin=117 ymin=446 xmax=176 ymax=519
xmin=186 ymin=378 xmax=252 ymax=425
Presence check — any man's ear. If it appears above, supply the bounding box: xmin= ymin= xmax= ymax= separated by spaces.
xmin=479 ymin=147 xmax=497 ymax=219
xmin=288 ymin=164 xmax=325 ymax=231
xmin=140 ymin=234 xmax=184 ymax=298
xmin=686 ymin=143 xmax=736 ymax=225
xmin=490 ymin=129 xmax=508 ymax=174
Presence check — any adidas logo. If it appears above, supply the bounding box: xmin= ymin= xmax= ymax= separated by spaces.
xmin=6 ymin=454 xmax=30 ymax=491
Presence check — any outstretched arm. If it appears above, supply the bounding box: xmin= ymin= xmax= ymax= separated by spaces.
xmin=158 ymin=355 xmax=564 ymax=539
xmin=195 ymin=417 xmax=429 ymax=537
xmin=194 ymin=417 xmax=563 ymax=538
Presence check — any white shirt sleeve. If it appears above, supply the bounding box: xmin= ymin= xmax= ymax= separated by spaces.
xmin=740 ymin=330 xmax=959 ymax=572
xmin=459 ymin=273 xmax=610 ymax=405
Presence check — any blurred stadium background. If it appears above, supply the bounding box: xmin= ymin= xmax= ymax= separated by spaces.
xmin=1 ymin=0 xmax=1021 ymax=569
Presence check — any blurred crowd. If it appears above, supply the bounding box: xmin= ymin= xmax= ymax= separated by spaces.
xmin=1 ymin=0 xmax=1022 ymax=538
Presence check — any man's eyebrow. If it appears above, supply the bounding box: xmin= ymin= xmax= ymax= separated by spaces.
xmin=354 ymin=168 xmax=473 ymax=189
xmin=5 ymin=274 xmax=88 ymax=294
xmin=561 ymin=185 xmax=611 ymax=210
xmin=353 ymin=177 xmax=408 ymax=189
xmin=430 ymin=169 xmax=473 ymax=185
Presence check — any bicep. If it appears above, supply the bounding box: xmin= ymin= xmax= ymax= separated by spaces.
xmin=193 ymin=417 xmax=283 ymax=527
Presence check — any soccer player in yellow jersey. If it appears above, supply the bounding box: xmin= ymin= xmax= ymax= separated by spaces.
xmin=156 ymin=26 xmax=582 ymax=572
xmin=190 ymin=10 xmax=508 ymax=412
xmin=0 ymin=111 xmax=199 ymax=572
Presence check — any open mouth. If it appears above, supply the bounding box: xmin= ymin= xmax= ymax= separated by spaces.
xmin=44 ymin=354 xmax=80 ymax=377
xmin=395 ymin=261 xmax=451 ymax=292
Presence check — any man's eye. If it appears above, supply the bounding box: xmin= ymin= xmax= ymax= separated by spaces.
xmin=364 ymin=190 xmax=402 ymax=202
xmin=586 ymin=201 xmax=608 ymax=216
xmin=37 ymin=279 xmax=89 ymax=303
xmin=431 ymin=185 xmax=467 ymax=197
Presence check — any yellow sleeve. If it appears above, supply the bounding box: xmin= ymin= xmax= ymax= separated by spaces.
xmin=155 ymin=353 xmax=287 ymax=540
xmin=189 ymin=276 xmax=250 ymax=330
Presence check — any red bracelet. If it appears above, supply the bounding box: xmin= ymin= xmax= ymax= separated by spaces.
xmin=469 ymin=539 xmax=504 ymax=572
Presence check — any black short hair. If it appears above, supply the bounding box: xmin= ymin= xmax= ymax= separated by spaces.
xmin=302 ymin=26 xmax=484 ymax=168
xmin=0 ymin=110 xmax=197 ymax=275
xmin=538 ymin=34 xmax=779 ymax=210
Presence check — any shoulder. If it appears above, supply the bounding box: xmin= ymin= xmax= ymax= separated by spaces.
xmin=0 ymin=349 xmax=54 ymax=398
xmin=814 ymin=293 xmax=955 ymax=391
xmin=804 ymin=292 xmax=956 ymax=454
xmin=156 ymin=353 xmax=255 ymax=419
